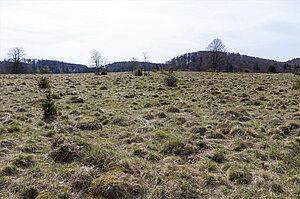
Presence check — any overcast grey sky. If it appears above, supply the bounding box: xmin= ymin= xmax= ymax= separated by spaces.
xmin=0 ymin=0 xmax=299 ymax=65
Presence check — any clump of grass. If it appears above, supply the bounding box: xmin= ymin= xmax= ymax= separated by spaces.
xmin=292 ymin=79 xmax=300 ymax=90
xmin=13 ymin=155 xmax=34 ymax=168
xmin=38 ymin=77 xmax=50 ymax=89
xmin=20 ymin=186 xmax=38 ymax=199
xmin=84 ymin=145 xmax=115 ymax=171
xmin=0 ymin=165 xmax=18 ymax=176
xmin=209 ymin=150 xmax=226 ymax=163
xmin=7 ymin=124 xmax=20 ymax=133
xmin=168 ymin=67 xmax=174 ymax=73
xmin=70 ymin=166 xmax=94 ymax=193
xmin=270 ymin=182 xmax=285 ymax=194
xmin=190 ymin=126 xmax=207 ymax=135
xmin=49 ymin=144 xmax=83 ymax=163
xmin=161 ymin=138 xmax=194 ymax=156
xmin=164 ymin=74 xmax=178 ymax=87
xmin=88 ymin=169 xmax=143 ymax=199
xmin=227 ymin=164 xmax=252 ymax=184
xmin=164 ymin=105 xmax=180 ymax=113
xmin=77 ymin=117 xmax=102 ymax=131
xmin=42 ymin=89 xmax=57 ymax=118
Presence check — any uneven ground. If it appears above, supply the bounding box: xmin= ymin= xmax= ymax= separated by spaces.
xmin=0 ymin=72 xmax=299 ymax=199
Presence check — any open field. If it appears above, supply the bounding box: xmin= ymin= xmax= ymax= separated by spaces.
xmin=0 ymin=72 xmax=299 ymax=199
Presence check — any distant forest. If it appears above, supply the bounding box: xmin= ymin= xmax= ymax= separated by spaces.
xmin=0 ymin=51 xmax=299 ymax=74
xmin=166 ymin=51 xmax=300 ymax=73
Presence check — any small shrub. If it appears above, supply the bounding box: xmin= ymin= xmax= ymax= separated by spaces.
xmin=164 ymin=74 xmax=178 ymax=87
xmin=133 ymin=68 xmax=143 ymax=76
xmin=38 ymin=77 xmax=50 ymax=89
xmin=266 ymin=65 xmax=276 ymax=73
xmin=42 ymin=89 xmax=57 ymax=118
xmin=168 ymin=67 xmax=174 ymax=73
xmin=243 ymin=68 xmax=250 ymax=73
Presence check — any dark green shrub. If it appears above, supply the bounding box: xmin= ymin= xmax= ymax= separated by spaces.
xmin=164 ymin=75 xmax=178 ymax=87
xmin=42 ymin=89 xmax=57 ymax=118
xmin=133 ymin=68 xmax=143 ymax=76
xmin=38 ymin=77 xmax=50 ymax=89
xmin=168 ymin=67 xmax=174 ymax=73
xmin=243 ymin=68 xmax=250 ymax=73
xmin=266 ymin=65 xmax=276 ymax=73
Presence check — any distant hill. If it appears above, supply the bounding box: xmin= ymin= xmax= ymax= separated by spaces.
xmin=31 ymin=59 xmax=91 ymax=73
xmin=0 ymin=59 xmax=91 ymax=74
xmin=166 ymin=51 xmax=300 ymax=73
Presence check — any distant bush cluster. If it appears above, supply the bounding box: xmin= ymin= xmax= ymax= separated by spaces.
xmin=266 ymin=65 xmax=276 ymax=73
xmin=164 ymin=74 xmax=178 ymax=87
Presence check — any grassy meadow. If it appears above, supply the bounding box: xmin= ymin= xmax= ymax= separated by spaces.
xmin=0 ymin=72 xmax=299 ymax=199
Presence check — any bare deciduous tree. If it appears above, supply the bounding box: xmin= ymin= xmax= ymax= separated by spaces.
xmin=7 ymin=47 xmax=26 ymax=74
xmin=206 ymin=38 xmax=227 ymax=71
xmin=90 ymin=50 xmax=103 ymax=75
xmin=142 ymin=52 xmax=149 ymax=70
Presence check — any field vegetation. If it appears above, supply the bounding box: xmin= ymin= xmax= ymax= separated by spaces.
xmin=0 ymin=71 xmax=299 ymax=198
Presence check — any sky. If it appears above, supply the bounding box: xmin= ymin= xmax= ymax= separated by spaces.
xmin=0 ymin=0 xmax=299 ymax=66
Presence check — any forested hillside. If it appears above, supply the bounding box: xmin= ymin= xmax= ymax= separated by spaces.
xmin=167 ymin=51 xmax=300 ymax=73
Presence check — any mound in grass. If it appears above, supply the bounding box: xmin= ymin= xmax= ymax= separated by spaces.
xmin=88 ymin=169 xmax=144 ymax=199
xmin=49 ymin=144 xmax=84 ymax=163
xmin=77 ymin=117 xmax=103 ymax=131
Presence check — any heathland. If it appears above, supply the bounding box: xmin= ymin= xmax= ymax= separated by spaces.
xmin=0 ymin=72 xmax=299 ymax=198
